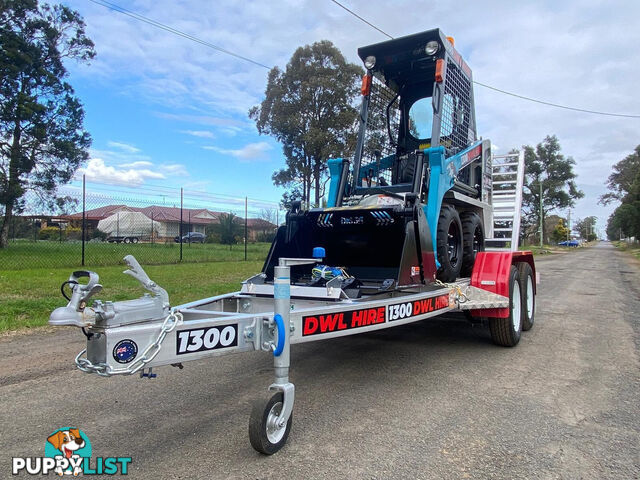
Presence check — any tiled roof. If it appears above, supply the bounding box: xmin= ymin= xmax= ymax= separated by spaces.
xmin=63 ymin=204 xmax=276 ymax=228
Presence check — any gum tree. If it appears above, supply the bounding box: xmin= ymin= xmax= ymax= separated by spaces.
xmin=0 ymin=0 xmax=95 ymax=248
xmin=250 ymin=41 xmax=362 ymax=207
xmin=521 ymin=135 xmax=583 ymax=244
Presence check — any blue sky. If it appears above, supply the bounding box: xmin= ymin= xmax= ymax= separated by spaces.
xmin=61 ymin=0 xmax=640 ymax=233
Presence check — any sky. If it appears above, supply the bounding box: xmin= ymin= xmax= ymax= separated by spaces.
xmin=60 ymin=0 xmax=640 ymax=233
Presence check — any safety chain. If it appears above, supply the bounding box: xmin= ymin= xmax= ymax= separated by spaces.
xmin=433 ymin=279 xmax=469 ymax=305
xmin=75 ymin=311 xmax=183 ymax=377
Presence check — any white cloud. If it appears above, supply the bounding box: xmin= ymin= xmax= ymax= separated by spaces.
xmin=119 ymin=160 xmax=154 ymax=168
xmin=78 ymin=158 xmax=166 ymax=186
xmin=181 ymin=130 xmax=215 ymax=138
xmin=107 ymin=141 xmax=141 ymax=153
xmin=161 ymin=164 xmax=189 ymax=176
xmin=202 ymin=141 xmax=272 ymax=160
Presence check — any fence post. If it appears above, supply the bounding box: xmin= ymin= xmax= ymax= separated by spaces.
xmin=81 ymin=174 xmax=86 ymax=266
xmin=244 ymin=197 xmax=248 ymax=261
xmin=180 ymin=188 xmax=183 ymax=262
xmin=151 ymin=212 xmax=154 ymax=244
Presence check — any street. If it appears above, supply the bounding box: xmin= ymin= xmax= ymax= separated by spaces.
xmin=1 ymin=242 xmax=639 ymax=479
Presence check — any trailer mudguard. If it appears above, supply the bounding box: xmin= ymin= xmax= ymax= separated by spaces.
xmin=469 ymin=251 xmax=536 ymax=318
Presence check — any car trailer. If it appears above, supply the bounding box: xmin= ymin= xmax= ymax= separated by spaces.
xmin=50 ymin=247 xmax=535 ymax=454
xmin=48 ymin=28 xmax=538 ymax=454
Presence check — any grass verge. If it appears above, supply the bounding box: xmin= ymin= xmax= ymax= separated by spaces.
xmin=0 ymin=261 xmax=263 ymax=332
xmin=0 ymin=240 xmax=271 ymax=270
xmin=613 ymin=240 xmax=640 ymax=260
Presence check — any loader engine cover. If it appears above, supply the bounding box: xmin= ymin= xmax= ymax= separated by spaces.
xmin=263 ymin=205 xmax=436 ymax=286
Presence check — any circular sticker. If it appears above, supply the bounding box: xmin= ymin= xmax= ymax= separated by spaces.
xmin=113 ymin=339 xmax=138 ymax=364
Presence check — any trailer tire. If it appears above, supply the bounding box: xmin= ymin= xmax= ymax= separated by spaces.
xmin=131 ymin=237 xmax=139 ymax=244
xmin=123 ymin=237 xmax=131 ymax=244
xmin=436 ymin=204 xmax=463 ymax=282
xmin=249 ymin=391 xmax=292 ymax=455
xmin=489 ymin=265 xmax=522 ymax=347
xmin=461 ymin=212 xmax=484 ymax=277
xmin=518 ymin=262 xmax=535 ymax=331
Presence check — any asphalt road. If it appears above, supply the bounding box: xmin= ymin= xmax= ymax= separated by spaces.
xmin=1 ymin=242 xmax=639 ymax=479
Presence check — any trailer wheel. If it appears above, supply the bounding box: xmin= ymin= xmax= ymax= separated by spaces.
xmin=489 ymin=265 xmax=522 ymax=347
xmin=518 ymin=262 xmax=535 ymax=331
xmin=436 ymin=204 xmax=463 ymax=282
xmin=123 ymin=237 xmax=131 ymax=244
xmin=460 ymin=212 xmax=484 ymax=277
xmin=131 ymin=237 xmax=139 ymax=244
xmin=249 ymin=391 xmax=292 ymax=455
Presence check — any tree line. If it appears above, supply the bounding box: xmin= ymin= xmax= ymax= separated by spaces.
xmin=600 ymin=146 xmax=640 ymax=241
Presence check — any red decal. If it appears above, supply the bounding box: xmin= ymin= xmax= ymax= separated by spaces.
xmin=303 ymin=307 xmax=387 ymax=336
xmin=435 ymin=294 xmax=449 ymax=310
xmin=303 ymin=316 xmax=318 ymax=335
xmin=319 ymin=313 xmax=343 ymax=333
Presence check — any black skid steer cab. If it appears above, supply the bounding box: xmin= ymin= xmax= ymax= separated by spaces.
xmin=49 ymin=29 xmax=535 ymax=455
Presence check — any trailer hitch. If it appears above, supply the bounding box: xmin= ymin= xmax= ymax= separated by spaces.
xmin=49 ymin=255 xmax=170 ymax=329
xmin=50 ymin=270 xmax=102 ymax=327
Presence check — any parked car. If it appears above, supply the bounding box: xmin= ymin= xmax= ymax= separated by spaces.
xmin=558 ymin=240 xmax=579 ymax=247
xmin=174 ymin=232 xmax=206 ymax=244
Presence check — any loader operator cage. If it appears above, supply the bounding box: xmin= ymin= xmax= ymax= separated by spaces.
xmin=350 ymin=29 xmax=477 ymax=198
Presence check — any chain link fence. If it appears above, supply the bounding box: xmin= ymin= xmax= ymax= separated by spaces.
xmin=1 ymin=179 xmax=284 ymax=270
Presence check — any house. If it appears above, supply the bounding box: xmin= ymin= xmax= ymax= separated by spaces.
xmin=64 ymin=205 xmax=276 ymax=242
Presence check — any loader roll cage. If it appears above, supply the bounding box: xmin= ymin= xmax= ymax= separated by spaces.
xmin=348 ymin=28 xmax=477 ymax=202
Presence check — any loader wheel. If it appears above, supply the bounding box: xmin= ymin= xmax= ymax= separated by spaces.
xmin=436 ymin=204 xmax=463 ymax=282
xmin=518 ymin=262 xmax=535 ymax=331
xmin=249 ymin=391 xmax=292 ymax=455
xmin=489 ymin=265 xmax=522 ymax=347
xmin=461 ymin=212 xmax=484 ymax=277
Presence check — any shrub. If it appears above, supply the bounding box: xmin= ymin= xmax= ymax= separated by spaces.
xmin=256 ymin=231 xmax=276 ymax=243
xmin=92 ymin=229 xmax=108 ymax=241
xmin=39 ymin=226 xmax=62 ymax=240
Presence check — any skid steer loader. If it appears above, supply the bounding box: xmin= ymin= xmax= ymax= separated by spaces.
xmin=264 ymin=28 xmax=493 ymax=290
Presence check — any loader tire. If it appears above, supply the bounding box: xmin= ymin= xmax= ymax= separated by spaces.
xmin=436 ymin=204 xmax=463 ymax=282
xmin=489 ymin=265 xmax=522 ymax=347
xmin=518 ymin=262 xmax=535 ymax=331
xmin=461 ymin=212 xmax=484 ymax=277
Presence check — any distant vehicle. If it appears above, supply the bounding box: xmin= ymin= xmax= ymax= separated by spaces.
xmin=558 ymin=240 xmax=579 ymax=247
xmin=175 ymin=232 xmax=206 ymax=244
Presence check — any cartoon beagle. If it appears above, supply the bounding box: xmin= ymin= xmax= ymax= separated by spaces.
xmin=46 ymin=429 xmax=85 ymax=476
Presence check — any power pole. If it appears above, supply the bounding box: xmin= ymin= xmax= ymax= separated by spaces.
xmin=539 ymin=181 xmax=543 ymax=248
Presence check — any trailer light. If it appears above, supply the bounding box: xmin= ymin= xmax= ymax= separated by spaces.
xmin=446 ymin=36 xmax=455 ymax=46
xmin=361 ymin=74 xmax=372 ymax=96
xmin=364 ymin=55 xmax=376 ymax=69
xmin=435 ymin=59 xmax=444 ymax=83
xmin=425 ymin=41 xmax=439 ymax=56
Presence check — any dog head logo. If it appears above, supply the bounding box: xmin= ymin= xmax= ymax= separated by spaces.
xmin=45 ymin=428 xmax=91 ymax=476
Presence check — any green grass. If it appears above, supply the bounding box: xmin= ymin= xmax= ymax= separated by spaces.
xmin=520 ymin=243 xmax=588 ymax=255
xmin=0 ymin=239 xmax=271 ymax=270
xmin=613 ymin=240 xmax=640 ymax=260
xmin=0 ymin=260 xmax=264 ymax=332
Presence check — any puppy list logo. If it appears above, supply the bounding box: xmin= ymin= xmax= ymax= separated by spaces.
xmin=12 ymin=427 xmax=131 ymax=476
